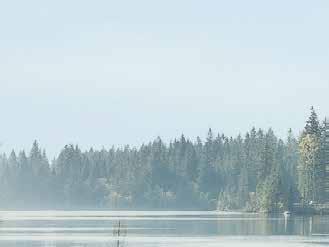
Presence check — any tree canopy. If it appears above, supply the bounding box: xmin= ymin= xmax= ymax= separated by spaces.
xmin=0 ymin=107 xmax=327 ymax=212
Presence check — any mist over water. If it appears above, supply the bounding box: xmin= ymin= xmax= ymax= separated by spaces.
xmin=1 ymin=1 xmax=329 ymax=246
xmin=0 ymin=211 xmax=328 ymax=246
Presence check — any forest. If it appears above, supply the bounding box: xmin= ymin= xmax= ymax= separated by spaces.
xmin=0 ymin=107 xmax=327 ymax=212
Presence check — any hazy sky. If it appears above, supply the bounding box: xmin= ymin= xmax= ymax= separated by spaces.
xmin=0 ymin=0 xmax=328 ymax=157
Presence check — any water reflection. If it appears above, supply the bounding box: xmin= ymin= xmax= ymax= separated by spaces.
xmin=0 ymin=211 xmax=328 ymax=246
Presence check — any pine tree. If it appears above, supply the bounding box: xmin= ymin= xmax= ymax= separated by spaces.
xmin=305 ymin=106 xmax=321 ymax=137
xmin=298 ymin=107 xmax=323 ymax=203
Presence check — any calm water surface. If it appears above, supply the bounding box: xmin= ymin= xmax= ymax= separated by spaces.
xmin=0 ymin=211 xmax=328 ymax=246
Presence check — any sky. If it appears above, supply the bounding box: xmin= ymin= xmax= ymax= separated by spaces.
xmin=0 ymin=0 xmax=328 ymax=158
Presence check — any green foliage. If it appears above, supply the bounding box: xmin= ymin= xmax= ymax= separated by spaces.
xmin=256 ymin=170 xmax=280 ymax=212
xmin=297 ymin=107 xmax=325 ymax=204
xmin=298 ymin=134 xmax=320 ymax=203
xmin=0 ymin=107 xmax=326 ymax=212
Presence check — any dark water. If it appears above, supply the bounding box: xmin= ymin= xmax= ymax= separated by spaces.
xmin=0 ymin=211 xmax=328 ymax=246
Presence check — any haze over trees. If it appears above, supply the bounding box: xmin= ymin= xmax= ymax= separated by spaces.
xmin=0 ymin=107 xmax=327 ymax=212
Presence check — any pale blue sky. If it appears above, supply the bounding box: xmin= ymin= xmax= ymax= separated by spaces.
xmin=0 ymin=0 xmax=328 ymax=157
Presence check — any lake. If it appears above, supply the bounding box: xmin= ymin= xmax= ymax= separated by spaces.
xmin=0 ymin=211 xmax=328 ymax=246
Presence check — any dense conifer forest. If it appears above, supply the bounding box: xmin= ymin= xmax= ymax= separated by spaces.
xmin=0 ymin=107 xmax=327 ymax=212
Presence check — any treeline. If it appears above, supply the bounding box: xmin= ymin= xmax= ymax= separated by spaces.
xmin=0 ymin=107 xmax=326 ymax=211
